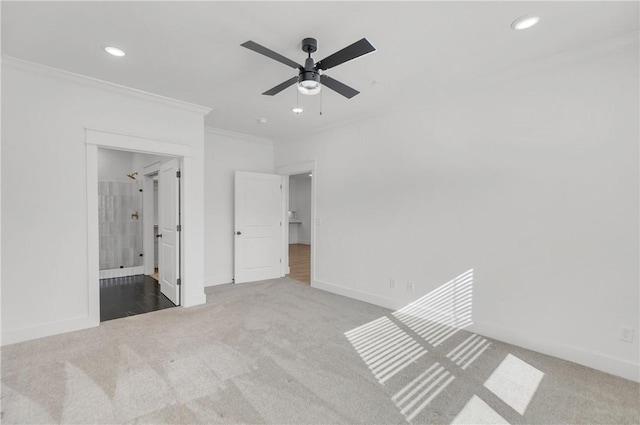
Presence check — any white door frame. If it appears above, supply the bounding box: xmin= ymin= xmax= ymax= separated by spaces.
xmin=276 ymin=160 xmax=317 ymax=286
xmin=85 ymin=127 xmax=192 ymax=324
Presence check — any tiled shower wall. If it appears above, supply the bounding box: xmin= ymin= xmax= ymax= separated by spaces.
xmin=99 ymin=181 xmax=143 ymax=270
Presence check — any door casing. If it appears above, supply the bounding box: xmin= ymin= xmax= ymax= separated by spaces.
xmin=85 ymin=128 xmax=193 ymax=326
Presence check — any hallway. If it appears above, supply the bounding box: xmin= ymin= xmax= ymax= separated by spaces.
xmin=287 ymin=244 xmax=310 ymax=284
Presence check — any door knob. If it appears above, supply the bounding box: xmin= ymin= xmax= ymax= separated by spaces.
xmin=156 ymin=234 xmax=163 ymax=238
xmin=236 ymin=231 xmax=242 ymax=235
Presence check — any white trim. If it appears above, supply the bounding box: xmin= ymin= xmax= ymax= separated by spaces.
xmin=204 ymin=126 xmax=274 ymax=146
xmin=179 ymin=155 xmax=207 ymax=307
xmin=204 ymin=277 xmax=234 ymax=287
xmin=86 ymin=144 xmax=101 ymax=327
xmin=281 ymin=175 xmax=287 ymax=277
xmin=142 ymin=161 xmax=162 ymax=174
xmin=2 ymin=315 xmax=98 ymax=346
xmin=277 ymin=161 xmax=316 ymax=176
xmin=313 ymin=277 xmax=640 ymax=383
xmin=468 ymin=321 xmax=640 ymax=383
xmin=86 ymin=128 xmax=204 ymax=323
xmin=85 ymin=127 xmax=192 ymax=157
xmin=99 ymin=266 xmax=144 ymax=279
xmin=312 ymin=279 xmax=402 ymax=311
xmin=1 ymin=55 xmax=212 ymax=115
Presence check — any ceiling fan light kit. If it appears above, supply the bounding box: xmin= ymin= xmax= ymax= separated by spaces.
xmin=298 ymin=38 xmax=321 ymax=95
xmin=241 ymin=36 xmax=376 ymax=99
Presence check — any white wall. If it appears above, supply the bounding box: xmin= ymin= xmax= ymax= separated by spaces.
xmin=98 ymin=148 xmax=135 ymax=182
xmin=204 ymin=128 xmax=274 ymax=286
xmin=274 ymin=35 xmax=639 ymax=381
xmin=1 ymin=58 xmax=209 ymax=344
xmin=289 ymin=174 xmax=311 ymax=244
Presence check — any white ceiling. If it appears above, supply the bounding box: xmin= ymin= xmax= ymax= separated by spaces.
xmin=3 ymin=1 xmax=638 ymax=142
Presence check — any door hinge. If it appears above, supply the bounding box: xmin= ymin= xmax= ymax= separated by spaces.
xmin=280 ymin=221 xmax=282 ymax=226
xmin=280 ymin=184 xmax=282 ymax=189
xmin=177 ymin=278 xmax=182 ymax=286
xmin=177 ymin=224 xmax=182 ymax=232
xmin=176 ymin=170 xmax=181 ymax=178
xmin=280 ymin=258 xmax=282 ymax=263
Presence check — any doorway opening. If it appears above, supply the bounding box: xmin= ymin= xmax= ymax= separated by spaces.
xmin=287 ymin=172 xmax=312 ymax=284
xmin=277 ymin=160 xmax=316 ymax=286
xmin=96 ymin=147 xmax=180 ymax=321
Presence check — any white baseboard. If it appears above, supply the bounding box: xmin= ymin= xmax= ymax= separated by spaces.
xmin=204 ymin=276 xmax=233 ymax=287
xmin=312 ymin=279 xmax=403 ymax=311
xmin=1 ymin=315 xmax=99 ymax=346
xmin=183 ymin=292 xmax=207 ymax=307
xmin=99 ymin=266 xmax=144 ymax=279
xmin=469 ymin=321 xmax=640 ymax=383
xmin=311 ymin=279 xmax=639 ymax=383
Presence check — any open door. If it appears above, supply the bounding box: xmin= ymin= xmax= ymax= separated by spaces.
xmin=158 ymin=158 xmax=180 ymax=305
xmin=234 ymin=171 xmax=283 ymax=283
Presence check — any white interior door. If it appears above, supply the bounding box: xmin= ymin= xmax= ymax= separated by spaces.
xmin=234 ymin=171 xmax=283 ymax=283
xmin=158 ymin=158 xmax=180 ymax=305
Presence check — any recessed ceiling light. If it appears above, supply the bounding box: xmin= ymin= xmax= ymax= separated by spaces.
xmin=292 ymin=107 xmax=303 ymax=115
xmin=511 ymin=15 xmax=540 ymax=30
xmin=258 ymin=117 xmax=268 ymax=124
xmin=104 ymin=46 xmax=126 ymax=57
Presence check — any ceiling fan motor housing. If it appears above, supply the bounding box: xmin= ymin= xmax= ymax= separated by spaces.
xmin=299 ymin=56 xmax=320 ymax=86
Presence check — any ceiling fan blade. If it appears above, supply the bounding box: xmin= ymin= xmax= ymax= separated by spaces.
xmin=241 ymin=41 xmax=301 ymax=69
xmin=262 ymin=76 xmax=298 ymax=96
xmin=320 ymin=75 xmax=360 ymax=99
xmin=315 ymin=38 xmax=376 ymax=71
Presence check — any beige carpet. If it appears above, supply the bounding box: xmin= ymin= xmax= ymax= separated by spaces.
xmin=1 ymin=277 xmax=638 ymax=424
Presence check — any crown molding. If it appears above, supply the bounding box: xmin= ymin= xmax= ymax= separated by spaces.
xmin=204 ymin=126 xmax=273 ymax=146
xmin=1 ymin=55 xmax=212 ymax=116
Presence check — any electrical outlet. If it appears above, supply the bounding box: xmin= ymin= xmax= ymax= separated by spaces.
xmin=390 ymin=278 xmax=396 ymax=289
xmin=407 ymin=281 xmax=414 ymax=292
xmin=620 ymin=326 xmax=634 ymax=343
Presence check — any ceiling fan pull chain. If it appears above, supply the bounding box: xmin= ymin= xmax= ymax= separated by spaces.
xmin=320 ymin=87 xmax=323 ymax=116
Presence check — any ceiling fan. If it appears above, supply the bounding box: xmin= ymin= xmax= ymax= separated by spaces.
xmin=241 ymin=37 xmax=376 ymax=99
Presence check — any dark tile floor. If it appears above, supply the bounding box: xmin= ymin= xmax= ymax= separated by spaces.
xmin=100 ymin=274 xmax=176 ymax=322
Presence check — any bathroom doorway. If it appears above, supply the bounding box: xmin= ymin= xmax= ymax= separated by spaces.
xmin=97 ymin=147 xmax=180 ymax=321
